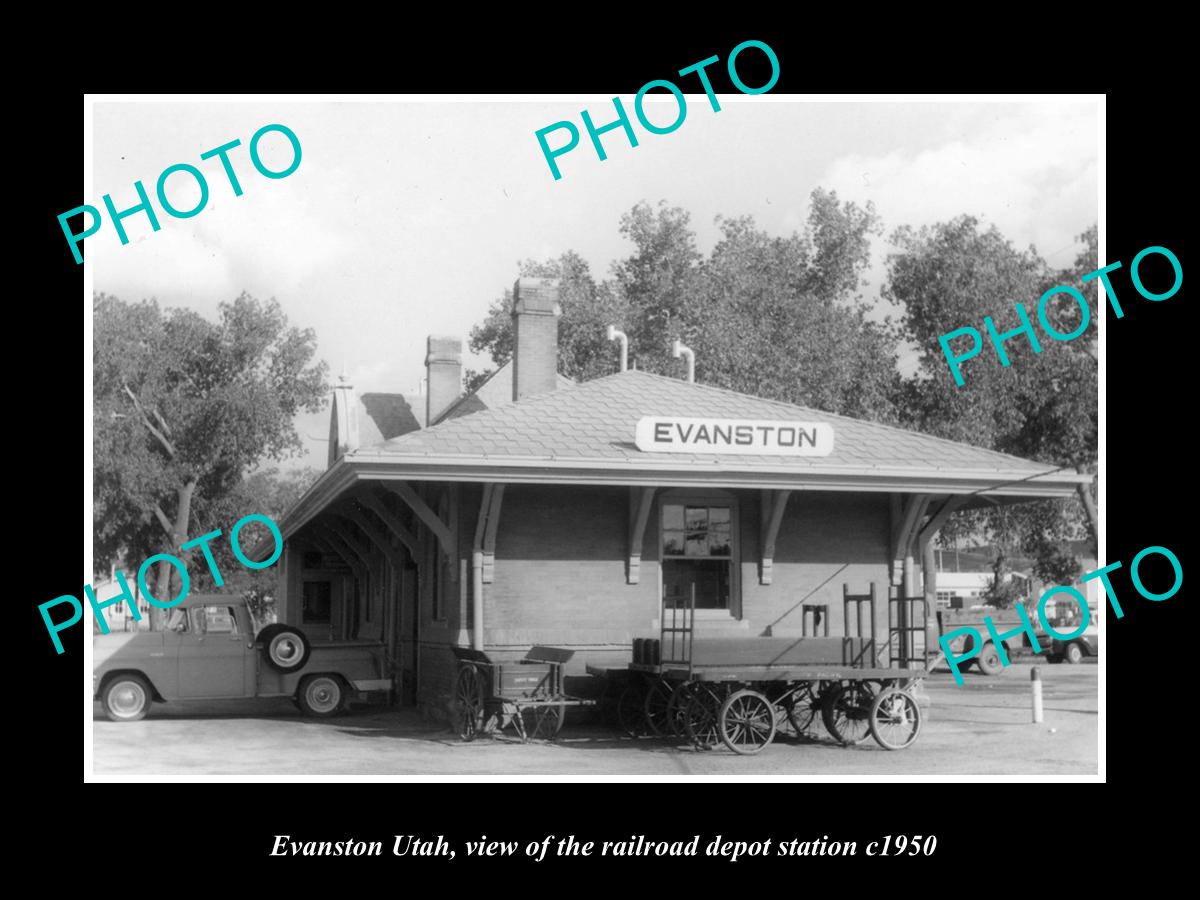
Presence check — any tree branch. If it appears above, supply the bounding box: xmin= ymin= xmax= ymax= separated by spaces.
xmin=123 ymin=384 xmax=177 ymax=457
xmin=153 ymin=504 xmax=174 ymax=536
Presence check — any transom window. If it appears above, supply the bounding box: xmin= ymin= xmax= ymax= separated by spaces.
xmin=662 ymin=504 xmax=732 ymax=558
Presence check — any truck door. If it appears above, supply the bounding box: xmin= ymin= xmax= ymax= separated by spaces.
xmin=177 ymin=604 xmax=255 ymax=698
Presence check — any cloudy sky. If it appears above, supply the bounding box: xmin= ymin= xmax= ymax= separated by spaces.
xmin=90 ymin=97 xmax=1099 ymax=470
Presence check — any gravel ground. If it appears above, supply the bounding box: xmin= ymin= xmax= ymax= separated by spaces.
xmin=91 ymin=660 xmax=1097 ymax=778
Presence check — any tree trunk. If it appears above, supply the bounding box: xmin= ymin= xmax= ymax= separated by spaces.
xmin=991 ymin=549 xmax=1007 ymax=602
xmin=149 ymin=480 xmax=197 ymax=629
xmin=1076 ymin=481 xmax=1098 ymax=555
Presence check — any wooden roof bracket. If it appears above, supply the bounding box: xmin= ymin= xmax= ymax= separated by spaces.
xmin=917 ymin=495 xmax=967 ymax=557
xmin=357 ymin=489 xmax=419 ymax=558
xmin=890 ymin=494 xmax=931 ymax=586
xmin=759 ymin=489 xmax=792 ymax=585
xmin=305 ymin=529 xmax=366 ymax=579
xmin=481 ymin=484 xmax=505 ymax=584
xmin=313 ymin=519 xmax=371 ymax=571
xmin=385 ymin=482 xmax=455 ymax=571
xmin=330 ymin=506 xmax=409 ymax=575
xmin=627 ymin=487 xmax=656 ymax=584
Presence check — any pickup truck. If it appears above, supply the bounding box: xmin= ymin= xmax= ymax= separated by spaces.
xmin=937 ymin=603 xmax=1098 ymax=674
xmin=93 ymin=593 xmax=391 ymax=722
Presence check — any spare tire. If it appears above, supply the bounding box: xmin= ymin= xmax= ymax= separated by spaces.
xmin=257 ymin=624 xmax=311 ymax=673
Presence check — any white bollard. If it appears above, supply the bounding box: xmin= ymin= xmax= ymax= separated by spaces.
xmin=1031 ymin=666 xmax=1044 ymax=723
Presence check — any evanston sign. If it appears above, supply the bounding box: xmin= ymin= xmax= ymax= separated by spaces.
xmin=634 ymin=417 xmax=834 ymax=456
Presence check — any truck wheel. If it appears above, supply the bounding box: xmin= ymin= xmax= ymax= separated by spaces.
xmin=257 ymin=624 xmax=311 ymax=673
xmin=298 ymin=675 xmax=345 ymax=717
xmin=975 ymin=643 xmax=1002 ymax=676
xmin=1064 ymin=642 xmax=1084 ymax=664
xmin=102 ymin=675 xmax=151 ymax=722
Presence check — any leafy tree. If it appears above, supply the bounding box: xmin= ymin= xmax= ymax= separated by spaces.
xmin=203 ymin=467 xmax=322 ymax=626
xmin=885 ymin=218 xmax=1098 ymax=582
xmin=466 ymin=250 xmax=624 ymax=390
xmin=687 ymin=194 xmax=897 ymax=421
xmin=983 ymin=575 xmax=1026 ymax=609
xmin=468 ymin=191 xmax=900 ymax=421
xmin=94 ymin=293 xmax=328 ymax=624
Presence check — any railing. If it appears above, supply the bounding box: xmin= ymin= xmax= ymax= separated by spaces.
xmin=660 ymin=583 xmax=696 ymax=670
xmin=888 ymin=589 xmax=931 ymax=671
xmin=842 ymin=583 xmax=877 ymax=668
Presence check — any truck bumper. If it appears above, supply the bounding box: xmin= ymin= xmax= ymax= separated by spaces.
xmin=351 ymin=678 xmax=392 ymax=692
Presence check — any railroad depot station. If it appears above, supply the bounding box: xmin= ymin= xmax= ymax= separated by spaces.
xmin=278 ymin=278 xmax=1089 ymax=720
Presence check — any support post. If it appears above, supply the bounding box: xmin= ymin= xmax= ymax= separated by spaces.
xmin=471 ymin=484 xmax=495 ymax=652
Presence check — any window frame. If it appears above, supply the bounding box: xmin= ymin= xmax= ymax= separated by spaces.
xmin=657 ymin=489 xmax=741 ymax=618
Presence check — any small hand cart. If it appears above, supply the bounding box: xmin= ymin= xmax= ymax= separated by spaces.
xmin=450 ymin=645 xmax=587 ymax=742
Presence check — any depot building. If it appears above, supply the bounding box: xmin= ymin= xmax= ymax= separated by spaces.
xmin=278 ymin=278 xmax=1088 ymax=719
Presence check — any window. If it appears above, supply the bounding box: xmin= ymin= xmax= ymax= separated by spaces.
xmin=661 ymin=502 xmax=734 ymax=611
xmin=187 ymin=605 xmax=239 ymax=635
xmin=302 ymin=581 xmax=332 ymax=624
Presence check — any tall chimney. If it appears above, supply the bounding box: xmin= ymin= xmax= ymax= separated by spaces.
xmin=425 ymin=335 xmax=462 ymax=425
xmin=511 ymin=277 xmax=561 ymax=401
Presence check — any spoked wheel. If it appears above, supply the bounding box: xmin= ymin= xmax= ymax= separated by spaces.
xmin=869 ymin=687 xmax=923 ymax=750
xmin=718 ymin=689 xmax=778 ymax=755
xmin=666 ymin=682 xmax=697 ymax=738
xmin=822 ymin=681 xmax=876 ymax=746
xmin=523 ymin=701 xmax=566 ymax=741
xmin=454 ymin=665 xmax=485 ymax=742
xmin=683 ymin=684 xmax=728 ymax=750
xmin=782 ymin=683 xmax=820 ymax=738
xmin=617 ymin=681 xmax=647 ymax=737
xmin=643 ymin=678 xmax=674 ymax=737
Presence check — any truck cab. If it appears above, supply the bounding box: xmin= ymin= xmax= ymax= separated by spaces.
xmin=94 ymin=593 xmax=391 ymax=721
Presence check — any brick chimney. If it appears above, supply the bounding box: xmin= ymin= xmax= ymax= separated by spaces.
xmin=425 ymin=335 xmax=462 ymax=425
xmin=511 ymin=277 xmax=561 ymax=401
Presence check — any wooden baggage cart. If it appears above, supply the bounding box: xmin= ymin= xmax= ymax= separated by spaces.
xmin=612 ymin=584 xmax=934 ymax=755
xmin=451 ymin=645 xmax=591 ymax=742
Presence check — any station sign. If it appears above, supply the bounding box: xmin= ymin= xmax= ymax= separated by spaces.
xmin=634 ymin=417 xmax=834 ymax=456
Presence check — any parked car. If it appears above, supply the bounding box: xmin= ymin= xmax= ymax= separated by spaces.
xmin=93 ymin=593 xmax=391 ymax=721
xmin=1048 ymin=618 xmax=1098 ymax=664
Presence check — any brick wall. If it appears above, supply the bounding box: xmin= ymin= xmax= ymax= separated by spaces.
xmin=486 ymin=484 xmax=660 ymax=649
xmin=739 ymin=491 xmax=892 ymax=643
xmin=416 ymin=483 xmax=895 ymax=718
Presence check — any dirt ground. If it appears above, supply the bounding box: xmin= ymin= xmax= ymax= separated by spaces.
xmin=90 ymin=660 xmax=1098 ymax=778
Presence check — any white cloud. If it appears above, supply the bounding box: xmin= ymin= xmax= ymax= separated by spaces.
xmin=822 ymin=104 xmax=1097 ymax=267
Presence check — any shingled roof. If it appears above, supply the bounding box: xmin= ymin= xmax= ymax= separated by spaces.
xmin=344 ymin=370 xmax=1085 ymax=493
xmin=284 ymin=370 xmax=1087 ymax=536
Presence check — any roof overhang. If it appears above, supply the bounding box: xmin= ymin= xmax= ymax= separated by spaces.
xmin=280 ymin=453 xmax=1090 ymax=539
